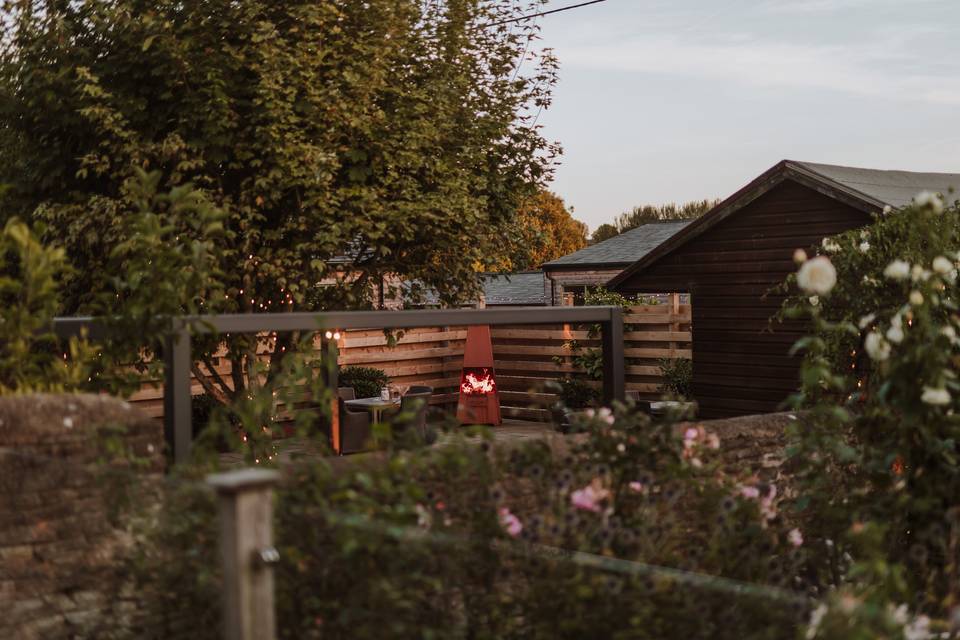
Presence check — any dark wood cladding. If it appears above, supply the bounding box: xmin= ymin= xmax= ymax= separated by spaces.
xmin=614 ymin=180 xmax=872 ymax=418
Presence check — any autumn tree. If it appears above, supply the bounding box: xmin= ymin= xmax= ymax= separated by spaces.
xmin=0 ymin=0 xmax=559 ymax=406
xmin=502 ymin=190 xmax=587 ymax=270
xmin=590 ymin=199 xmax=716 ymax=243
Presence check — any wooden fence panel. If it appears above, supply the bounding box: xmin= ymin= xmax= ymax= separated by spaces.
xmin=492 ymin=297 xmax=691 ymax=421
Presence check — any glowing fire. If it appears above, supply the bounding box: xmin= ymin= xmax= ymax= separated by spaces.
xmin=461 ymin=368 xmax=496 ymax=395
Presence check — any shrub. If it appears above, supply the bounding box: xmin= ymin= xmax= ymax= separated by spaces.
xmin=112 ymin=404 xmax=807 ymax=639
xmin=782 ymin=191 xmax=960 ymax=625
xmin=658 ymin=357 xmax=692 ymax=398
xmin=0 ymin=218 xmax=96 ymax=393
xmin=557 ymin=376 xmax=599 ymax=409
xmin=338 ymin=366 xmax=389 ymax=400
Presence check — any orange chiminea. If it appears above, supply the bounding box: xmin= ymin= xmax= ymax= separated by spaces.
xmin=457 ymin=325 xmax=502 ymax=425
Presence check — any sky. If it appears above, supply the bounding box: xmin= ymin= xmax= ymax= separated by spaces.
xmin=531 ymin=0 xmax=960 ymax=232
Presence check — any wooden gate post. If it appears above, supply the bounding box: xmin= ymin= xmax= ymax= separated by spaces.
xmin=207 ymin=469 xmax=281 ymax=640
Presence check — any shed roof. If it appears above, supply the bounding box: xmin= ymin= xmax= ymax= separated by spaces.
xmin=542 ymin=220 xmax=693 ymax=270
xmin=483 ymin=271 xmax=546 ymax=306
xmin=608 ymin=159 xmax=960 ymax=289
xmin=796 ymin=161 xmax=960 ymax=209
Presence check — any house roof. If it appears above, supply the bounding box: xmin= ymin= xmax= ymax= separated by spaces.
xmin=542 ymin=220 xmax=694 ymax=270
xmin=608 ymin=159 xmax=960 ymax=289
xmin=401 ymin=271 xmax=546 ymax=306
xmin=483 ymin=271 xmax=545 ymax=306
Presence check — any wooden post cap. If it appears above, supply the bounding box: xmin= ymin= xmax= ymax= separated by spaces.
xmin=206 ymin=468 xmax=280 ymax=494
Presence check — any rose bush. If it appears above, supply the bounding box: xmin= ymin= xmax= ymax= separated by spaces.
xmin=782 ymin=190 xmax=960 ymax=632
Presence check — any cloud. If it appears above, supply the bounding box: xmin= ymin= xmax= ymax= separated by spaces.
xmin=759 ymin=0 xmax=938 ymax=14
xmin=560 ymin=34 xmax=960 ymax=105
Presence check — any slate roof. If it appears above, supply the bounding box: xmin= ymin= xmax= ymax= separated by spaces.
xmin=483 ymin=271 xmax=546 ymax=306
xmin=542 ymin=220 xmax=694 ymax=270
xmin=795 ymin=161 xmax=960 ymax=209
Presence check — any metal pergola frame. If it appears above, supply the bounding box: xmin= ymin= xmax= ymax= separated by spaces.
xmin=53 ymin=306 xmax=625 ymax=464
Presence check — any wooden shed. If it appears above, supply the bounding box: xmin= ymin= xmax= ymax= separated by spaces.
xmin=608 ymin=160 xmax=960 ymax=418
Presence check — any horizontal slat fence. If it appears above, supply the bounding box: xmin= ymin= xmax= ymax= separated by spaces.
xmin=337 ymin=327 xmax=465 ymax=407
xmin=128 ymin=299 xmax=690 ymax=423
xmin=493 ymin=297 xmax=691 ymax=421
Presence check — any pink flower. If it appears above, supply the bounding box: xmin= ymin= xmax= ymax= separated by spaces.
xmin=628 ymin=481 xmax=645 ymax=493
xmin=571 ymin=480 xmax=610 ymax=513
xmin=740 ymin=486 xmax=760 ymax=500
xmin=597 ymin=407 xmax=615 ymax=425
xmin=788 ymin=528 xmax=803 ymax=547
xmin=498 ymin=507 xmax=523 ymax=537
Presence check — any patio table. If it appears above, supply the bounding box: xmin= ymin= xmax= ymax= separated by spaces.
xmin=345 ymin=397 xmax=401 ymax=423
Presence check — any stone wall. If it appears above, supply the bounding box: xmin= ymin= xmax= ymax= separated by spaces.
xmin=0 ymin=394 xmax=164 ymax=640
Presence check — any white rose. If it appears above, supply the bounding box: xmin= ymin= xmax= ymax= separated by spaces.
xmin=882 ymin=205 xmax=893 ymax=215
xmin=821 ymin=238 xmax=841 ymax=253
xmin=921 ymin=386 xmax=951 ymax=406
xmin=796 ymin=256 xmax=837 ymax=295
xmin=914 ymin=191 xmax=944 ymax=214
xmin=858 ymin=241 xmax=870 ymax=253
xmin=886 ymin=324 xmax=904 ymax=344
xmin=933 ymin=256 xmax=953 ymax=275
xmin=864 ymin=331 xmax=891 ymax=361
xmin=910 ymin=290 xmax=924 ymax=306
xmin=808 ymin=295 xmax=819 ymax=306
xmin=793 ymin=248 xmax=808 ymax=264
xmin=911 ymin=265 xmax=931 ymax=282
xmin=857 ymin=313 xmax=876 ymax=329
xmin=884 ymin=260 xmax=910 ymax=281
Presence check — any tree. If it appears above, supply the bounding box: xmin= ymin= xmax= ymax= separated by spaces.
xmin=502 ymin=190 xmax=587 ymax=270
xmin=590 ymin=223 xmax=619 ymax=244
xmin=0 ymin=0 xmax=559 ymax=406
xmin=590 ymin=199 xmax=717 ymax=243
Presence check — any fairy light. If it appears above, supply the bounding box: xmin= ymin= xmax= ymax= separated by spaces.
xmin=333 ymin=331 xmax=341 ymax=340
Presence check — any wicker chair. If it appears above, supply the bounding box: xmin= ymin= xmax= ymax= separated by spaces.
xmin=337 ymin=387 xmax=356 ymax=401
xmin=393 ymin=388 xmax=432 ymax=440
xmin=338 ymin=395 xmax=372 ymax=454
xmin=405 ymin=385 xmax=434 ymax=396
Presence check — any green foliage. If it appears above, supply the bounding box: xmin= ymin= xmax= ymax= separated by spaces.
xmin=658 ymin=357 xmax=692 ymax=398
xmin=0 ymin=218 xmax=96 ymax=392
xmin=0 ymin=0 xmax=559 ymax=409
xmin=0 ymin=0 xmax=558 ymax=309
xmin=112 ymin=404 xmax=808 ymax=639
xmin=583 ymin=285 xmax=658 ymax=309
xmin=554 ymin=286 xmax=658 ymax=382
xmin=782 ymin=192 xmax=960 ymax=625
xmin=557 ymin=376 xmax=599 ymax=409
xmin=195 ymin=335 xmax=337 ymax=465
xmin=338 ymin=366 xmax=390 ymax=400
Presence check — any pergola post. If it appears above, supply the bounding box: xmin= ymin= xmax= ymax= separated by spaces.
xmin=163 ymin=325 xmax=192 ymax=464
xmin=602 ymin=307 xmax=625 ymax=404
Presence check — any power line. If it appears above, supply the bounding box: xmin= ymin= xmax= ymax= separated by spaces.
xmin=485 ymin=0 xmax=610 ymax=28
